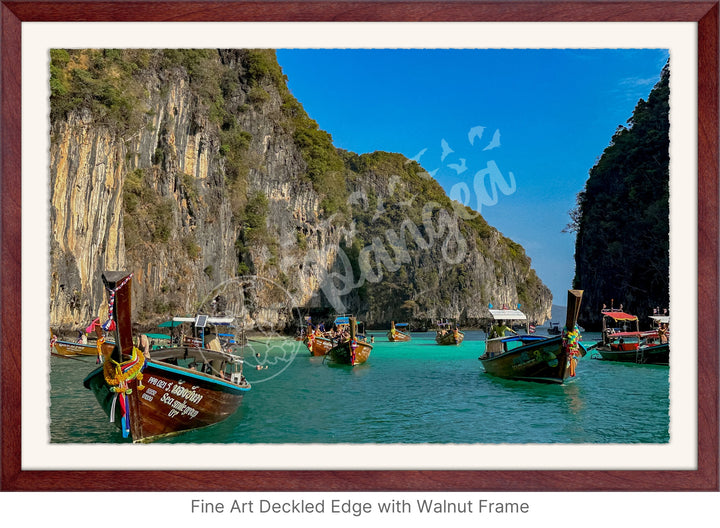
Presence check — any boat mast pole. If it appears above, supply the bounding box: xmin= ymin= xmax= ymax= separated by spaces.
xmin=350 ymin=317 xmax=357 ymax=342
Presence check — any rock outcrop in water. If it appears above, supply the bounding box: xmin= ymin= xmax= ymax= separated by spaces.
xmin=49 ymin=49 xmax=552 ymax=333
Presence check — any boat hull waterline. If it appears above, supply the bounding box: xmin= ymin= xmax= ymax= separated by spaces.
xmin=326 ymin=341 xmax=372 ymax=366
xmin=596 ymin=343 xmax=669 ymax=365
xmin=479 ymin=335 xmax=582 ymax=384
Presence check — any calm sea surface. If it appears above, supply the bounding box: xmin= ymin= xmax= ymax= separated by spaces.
xmin=50 ymin=330 xmax=670 ymax=444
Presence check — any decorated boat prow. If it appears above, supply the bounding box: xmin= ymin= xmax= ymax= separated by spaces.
xmin=479 ymin=290 xmax=585 ymax=383
xmin=83 ymin=271 xmax=250 ymax=443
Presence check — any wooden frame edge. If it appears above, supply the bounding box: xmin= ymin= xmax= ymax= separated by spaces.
xmin=1 ymin=0 xmax=717 ymax=492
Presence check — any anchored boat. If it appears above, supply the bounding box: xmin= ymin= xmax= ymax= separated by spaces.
xmin=326 ymin=316 xmax=372 ymax=366
xmin=83 ymin=271 xmax=251 ymax=443
xmin=478 ymin=290 xmax=586 ymax=383
xmin=387 ymin=321 xmax=411 ymax=342
xmin=51 ymin=318 xmax=114 ymax=359
xmin=435 ymin=320 xmax=464 ymax=345
xmin=594 ymin=311 xmax=669 ymax=365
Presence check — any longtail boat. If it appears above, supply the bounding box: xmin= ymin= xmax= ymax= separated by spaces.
xmin=51 ymin=319 xmax=114 ymax=359
xmin=594 ymin=312 xmax=669 ymax=365
xmin=326 ymin=316 xmax=372 ymax=366
xmin=387 ymin=321 xmax=411 ymax=342
xmin=305 ymin=328 xmax=334 ymax=357
xmin=435 ymin=320 xmax=464 ymax=345
xmin=478 ymin=290 xmax=586 ymax=384
xmin=83 ymin=271 xmax=251 ymax=443
xmin=52 ymin=336 xmax=114 ymax=359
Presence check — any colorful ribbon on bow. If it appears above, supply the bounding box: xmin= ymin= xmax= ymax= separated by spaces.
xmin=562 ymin=324 xmax=582 ymax=377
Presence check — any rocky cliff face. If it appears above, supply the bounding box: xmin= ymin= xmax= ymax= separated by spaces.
xmin=49 ymin=49 xmax=551 ymax=333
xmin=571 ymin=63 xmax=669 ymax=330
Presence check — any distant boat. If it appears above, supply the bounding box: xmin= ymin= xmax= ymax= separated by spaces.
xmin=52 ymin=338 xmax=112 ymax=358
xmin=387 ymin=321 xmax=411 ymax=342
xmin=51 ymin=319 xmax=113 ymax=359
xmin=83 ymin=271 xmax=250 ymax=443
xmin=435 ymin=320 xmax=464 ymax=345
xmin=478 ymin=290 xmax=586 ymax=383
xmin=594 ymin=312 xmax=669 ymax=365
xmin=326 ymin=316 xmax=372 ymax=366
xmin=547 ymin=322 xmax=561 ymax=335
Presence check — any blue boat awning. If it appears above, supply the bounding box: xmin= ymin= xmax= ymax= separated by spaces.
xmin=145 ymin=333 xmax=172 ymax=340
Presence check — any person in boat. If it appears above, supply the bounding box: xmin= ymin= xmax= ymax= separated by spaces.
xmin=77 ymin=330 xmax=87 ymax=344
xmin=657 ymin=323 xmax=669 ymax=344
xmin=490 ymin=321 xmax=517 ymax=338
xmin=205 ymin=332 xmax=225 ymax=377
xmin=138 ymin=333 xmax=150 ymax=358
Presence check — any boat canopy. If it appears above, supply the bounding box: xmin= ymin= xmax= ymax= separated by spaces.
xmin=144 ymin=333 xmax=172 ymax=340
xmin=601 ymin=311 xmax=638 ymax=321
xmin=489 ymin=308 xmax=527 ymax=321
xmin=649 ymin=315 xmax=670 ymax=324
xmin=160 ymin=315 xmax=235 ymax=327
xmin=334 ymin=316 xmax=350 ymax=325
xmin=394 ymin=323 xmax=409 ymax=327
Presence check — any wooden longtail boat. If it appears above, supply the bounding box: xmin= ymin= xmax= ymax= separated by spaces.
xmin=51 ymin=319 xmax=114 ymax=359
xmin=435 ymin=320 xmax=464 ymax=345
xmin=305 ymin=330 xmax=334 ymax=357
xmin=478 ymin=290 xmax=585 ymax=384
xmin=326 ymin=316 xmax=372 ymax=366
xmin=53 ymin=339 xmax=113 ymax=358
xmin=83 ymin=271 xmax=250 ymax=443
xmin=387 ymin=321 xmax=411 ymax=342
xmin=594 ymin=312 xmax=670 ymax=365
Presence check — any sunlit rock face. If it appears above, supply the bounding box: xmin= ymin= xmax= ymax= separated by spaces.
xmin=50 ymin=49 xmax=551 ymax=333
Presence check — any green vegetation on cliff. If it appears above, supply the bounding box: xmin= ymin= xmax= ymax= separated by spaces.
xmin=50 ymin=48 xmax=551 ymax=327
xmin=571 ymin=62 xmax=669 ymax=328
xmin=340 ymin=151 xmax=546 ymax=323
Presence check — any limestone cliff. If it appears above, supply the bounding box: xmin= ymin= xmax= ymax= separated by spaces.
xmin=49 ymin=49 xmax=551 ymax=333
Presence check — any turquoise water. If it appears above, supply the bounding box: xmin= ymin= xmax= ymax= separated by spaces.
xmin=50 ymin=331 xmax=670 ymax=444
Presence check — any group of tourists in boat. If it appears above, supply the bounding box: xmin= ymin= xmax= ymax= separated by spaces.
xmin=303 ymin=315 xmax=374 ymax=366
xmin=435 ymin=320 xmax=465 ymax=345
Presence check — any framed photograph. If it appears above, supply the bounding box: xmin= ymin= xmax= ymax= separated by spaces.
xmin=1 ymin=1 xmax=717 ymax=494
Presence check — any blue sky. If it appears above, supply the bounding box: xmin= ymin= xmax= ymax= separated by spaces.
xmin=276 ymin=49 xmax=669 ymax=305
